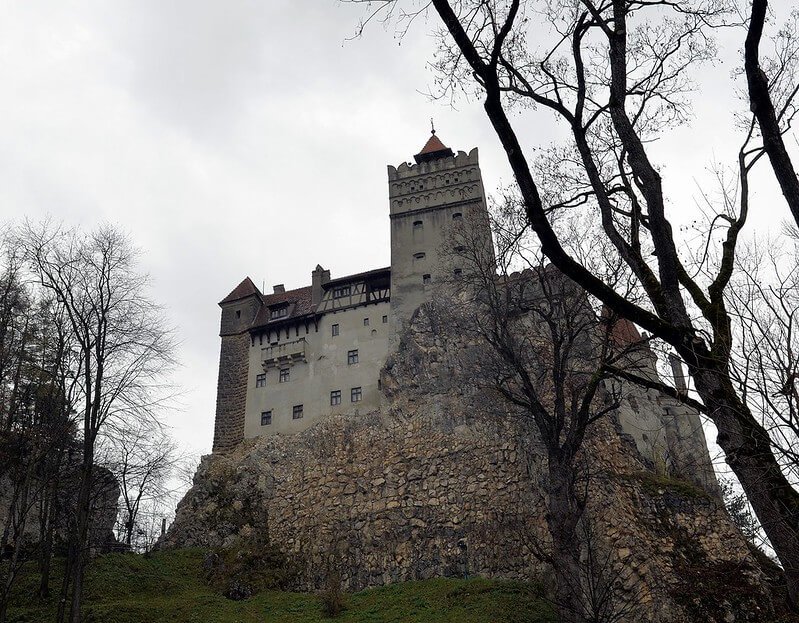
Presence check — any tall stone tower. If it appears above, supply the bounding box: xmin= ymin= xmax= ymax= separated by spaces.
xmin=213 ymin=277 xmax=262 ymax=453
xmin=387 ymin=132 xmax=494 ymax=342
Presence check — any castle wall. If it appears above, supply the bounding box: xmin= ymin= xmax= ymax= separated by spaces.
xmin=243 ymin=301 xmax=390 ymax=437
xmin=167 ymin=304 xmax=768 ymax=622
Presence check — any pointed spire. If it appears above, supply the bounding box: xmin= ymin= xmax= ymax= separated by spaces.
xmin=414 ymin=124 xmax=455 ymax=164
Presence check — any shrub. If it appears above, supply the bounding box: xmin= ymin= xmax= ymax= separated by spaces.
xmin=320 ymin=568 xmax=347 ymax=618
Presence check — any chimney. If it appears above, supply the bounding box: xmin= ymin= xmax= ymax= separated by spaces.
xmin=312 ymin=264 xmax=331 ymax=306
xmin=668 ymin=353 xmax=688 ymax=398
xmin=273 ymin=284 xmax=285 ymax=294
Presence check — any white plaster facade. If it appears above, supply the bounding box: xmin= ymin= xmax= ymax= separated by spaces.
xmin=216 ymin=133 xmax=493 ymax=439
xmin=243 ymin=298 xmax=391 ymax=437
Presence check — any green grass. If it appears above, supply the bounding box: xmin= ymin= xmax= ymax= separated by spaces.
xmin=6 ymin=549 xmax=557 ymax=623
xmin=620 ymin=471 xmax=710 ymax=500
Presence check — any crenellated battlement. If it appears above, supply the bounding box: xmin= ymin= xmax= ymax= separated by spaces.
xmin=387 ymin=147 xmax=479 ymax=180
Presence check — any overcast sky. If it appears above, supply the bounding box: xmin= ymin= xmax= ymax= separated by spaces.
xmin=0 ymin=1 xmax=790 ymax=459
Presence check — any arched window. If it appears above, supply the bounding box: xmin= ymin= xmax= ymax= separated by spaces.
xmin=413 ymin=220 xmax=423 ymax=229
xmin=452 ymin=212 xmax=463 ymax=221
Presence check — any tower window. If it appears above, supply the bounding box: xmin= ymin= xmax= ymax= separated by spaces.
xmin=363 ymin=317 xmax=370 ymax=326
xmin=260 ymin=411 xmax=272 ymax=426
xmin=348 ymin=349 xmax=359 ymax=365
xmin=351 ymin=387 xmax=362 ymax=402
xmin=452 ymin=212 xmax=463 ymax=221
xmin=256 ymin=373 xmax=266 ymax=388
xmin=333 ymin=286 xmax=351 ymax=298
xmin=332 ymin=323 xmax=340 ymax=336
xmin=413 ymin=220 xmax=423 ymax=230
xmin=292 ymin=404 xmax=304 ymax=419
xmin=330 ymin=390 xmax=341 ymax=406
xmin=423 ymin=274 xmax=431 ymax=285
xmin=413 ymin=252 xmax=426 ymax=260
xmin=279 ymin=368 xmax=290 ymax=383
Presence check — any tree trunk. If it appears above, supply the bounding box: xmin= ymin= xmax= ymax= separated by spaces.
xmin=56 ymin=540 xmax=74 ymax=623
xmin=68 ymin=457 xmax=94 ymax=623
xmin=546 ymin=458 xmax=585 ymax=623
xmin=693 ymin=366 xmax=799 ymax=607
xmin=38 ymin=468 xmax=61 ymax=600
xmin=0 ymin=477 xmax=32 ymax=623
xmin=745 ymin=0 xmax=799 ymax=227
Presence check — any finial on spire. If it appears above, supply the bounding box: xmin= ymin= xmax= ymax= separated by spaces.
xmin=430 ymin=118 xmax=435 ymax=135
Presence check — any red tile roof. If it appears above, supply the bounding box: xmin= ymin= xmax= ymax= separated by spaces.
xmin=225 ymin=266 xmax=391 ymax=332
xmin=251 ymin=285 xmax=314 ymax=329
xmin=219 ymin=277 xmax=261 ymax=305
xmin=601 ymin=306 xmax=643 ymax=347
xmin=414 ymin=132 xmax=455 ymax=164
xmin=418 ymin=133 xmax=448 ymax=155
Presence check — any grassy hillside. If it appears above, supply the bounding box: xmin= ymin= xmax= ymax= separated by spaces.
xmin=6 ymin=549 xmax=557 ymax=623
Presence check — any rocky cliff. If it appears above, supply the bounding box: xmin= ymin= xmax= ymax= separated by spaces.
xmin=164 ymin=304 xmax=774 ymax=622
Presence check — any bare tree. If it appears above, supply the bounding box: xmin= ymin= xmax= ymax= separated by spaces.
xmin=20 ymin=222 xmax=176 ymax=623
xmin=106 ymin=420 xmax=181 ymax=551
xmin=437 ymin=214 xmax=651 ymax=622
xmin=745 ymin=1 xmax=799 ymax=224
xmin=727 ymin=239 xmax=799 ymax=488
xmin=349 ymin=0 xmax=799 ymax=607
xmin=0 ymin=272 xmax=77 ymax=622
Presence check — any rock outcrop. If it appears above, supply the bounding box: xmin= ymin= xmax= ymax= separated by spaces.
xmin=164 ymin=304 xmax=774 ymax=622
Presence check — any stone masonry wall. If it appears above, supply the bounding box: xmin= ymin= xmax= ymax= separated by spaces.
xmin=212 ymin=332 xmax=250 ymax=453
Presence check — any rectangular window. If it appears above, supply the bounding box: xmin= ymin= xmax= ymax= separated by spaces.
xmin=333 ymin=286 xmax=351 ymax=298
xmin=423 ymin=274 xmax=431 ymax=285
xmin=363 ymin=317 xmax=370 ymax=326
xmin=255 ymin=373 xmax=266 ymax=388
xmin=279 ymin=368 xmax=290 ymax=383
xmin=351 ymin=387 xmax=362 ymax=402
xmin=260 ymin=411 xmax=272 ymax=426
xmin=270 ymin=306 xmax=288 ymax=319
xmin=292 ymin=404 xmax=304 ymax=419
xmin=347 ymin=349 xmax=359 ymax=365
xmin=453 ymin=268 xmax=463 ymax=278
xmin=332 ymin=323 xmax=339 ymax=336
xmin=382 ymin=315 xmax=388 ymax=324
xmin=330 ymin=390 xmax=341 ymax=406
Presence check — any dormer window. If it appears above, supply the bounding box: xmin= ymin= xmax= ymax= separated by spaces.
xmin=270 ymin=306 xmax=288 ymax=319
xmin=333 ymin=285 xmax=351 ymax=299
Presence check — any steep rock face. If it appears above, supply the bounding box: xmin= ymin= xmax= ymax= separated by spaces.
xmin=164 ymin=305 xmax=772 ymax=622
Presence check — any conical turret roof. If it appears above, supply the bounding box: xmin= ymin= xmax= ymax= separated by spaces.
xmin=414 ymin=131 xmax=455 ymax=164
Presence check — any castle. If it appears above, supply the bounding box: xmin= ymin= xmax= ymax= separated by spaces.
xmin=161 ymin=133 xmax=780 ymax=619
xmin=211 ymin=132 xmax=715 ymax=496
xmin=212 ymin=131 xmax=493 ymax=452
